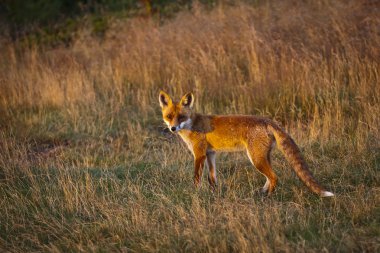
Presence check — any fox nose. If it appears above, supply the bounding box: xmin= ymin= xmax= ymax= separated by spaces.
xmin=170 ymin=126 xmax=177 ymax=132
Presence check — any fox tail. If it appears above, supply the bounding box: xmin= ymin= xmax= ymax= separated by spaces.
xmin=268 ymin=124 xmax=334 ymax=197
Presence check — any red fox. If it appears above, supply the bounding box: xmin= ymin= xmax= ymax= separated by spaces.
xmin=159 ymin=91 xmax=334 ymax=197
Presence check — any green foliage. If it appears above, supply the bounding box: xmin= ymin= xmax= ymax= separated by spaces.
xmin=0 ymin=0 xmax=214 ymax=45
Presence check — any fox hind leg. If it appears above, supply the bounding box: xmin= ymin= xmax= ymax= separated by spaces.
xmin=247 ymin=143 xmax=277 ymax=194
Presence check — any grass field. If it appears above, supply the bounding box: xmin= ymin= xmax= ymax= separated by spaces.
xmin=0 ymin=1 xmax=379 ymax=252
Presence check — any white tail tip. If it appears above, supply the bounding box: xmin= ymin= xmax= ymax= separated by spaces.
xmin=321 ymin=191 xmax=334 ymax=197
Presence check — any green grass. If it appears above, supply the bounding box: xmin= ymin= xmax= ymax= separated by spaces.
xmin=1 ymin=104 xmax=378 ymax=251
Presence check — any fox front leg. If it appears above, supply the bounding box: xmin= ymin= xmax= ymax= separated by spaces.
xmin=206 ymin=151 xmax=217 ymax=190
xmin=193 ymin=155 xmax=206 ymax=188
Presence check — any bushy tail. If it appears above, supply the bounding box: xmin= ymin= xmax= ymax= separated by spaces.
xmin=268 ymin=124 xmax=334 ymax=197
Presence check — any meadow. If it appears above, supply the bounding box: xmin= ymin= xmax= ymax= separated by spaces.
xmin=0 ymin=1 xmax=379 ymax=252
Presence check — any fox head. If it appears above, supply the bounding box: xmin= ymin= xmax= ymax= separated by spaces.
xmin=159 ymin=91 xmax=194 ymax=132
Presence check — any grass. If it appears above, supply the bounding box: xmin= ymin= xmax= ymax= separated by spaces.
xmin=0 ymin=0 xmax=379 ymax=252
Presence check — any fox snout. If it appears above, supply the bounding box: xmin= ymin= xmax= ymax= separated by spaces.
xmin=170 ymin=126 xmax=179 ymax=132
xmin=169 ymin=119 xmax=192 ymax=132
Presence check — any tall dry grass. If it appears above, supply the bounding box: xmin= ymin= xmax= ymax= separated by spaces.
xmin=0 ymin=1 xmax=379 ymax=252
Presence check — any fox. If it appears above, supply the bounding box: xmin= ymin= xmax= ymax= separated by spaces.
xmin=159 ymin=91 xmax=334 ymax=197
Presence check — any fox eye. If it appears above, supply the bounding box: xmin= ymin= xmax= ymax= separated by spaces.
xmin=167 ymin=114 xmax=173 ymax=120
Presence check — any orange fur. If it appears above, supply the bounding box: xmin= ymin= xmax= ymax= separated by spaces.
xmin=159 ymin=91 xmax=334 ymax=197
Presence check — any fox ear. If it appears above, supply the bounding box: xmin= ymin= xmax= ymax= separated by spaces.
xmin=180 ymin=92 xmax=194 ymax=109
xmin=159 ymin=91 xmax=172 ymax=108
